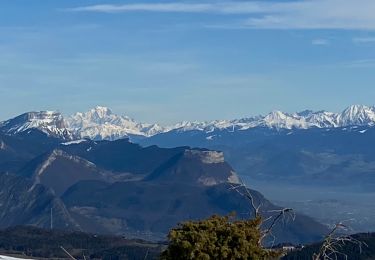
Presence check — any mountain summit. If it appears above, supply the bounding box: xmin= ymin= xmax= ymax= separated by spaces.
xmin=337 ymin=104 xmax=375 ymax=127
xmin=66 ymin=106 xmax=165 ymax=140
xmin=0 ymin=111 xmax=74 ymax=140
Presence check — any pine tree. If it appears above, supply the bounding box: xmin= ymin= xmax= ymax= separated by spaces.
xmin=161 ymin=215 xmax=280 ymax=260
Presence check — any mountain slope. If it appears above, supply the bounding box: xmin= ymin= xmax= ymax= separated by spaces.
xmin=58 ymin=142 xmax=327 ymax=244
xmin=60 ymin=138 xmax=187 ymax=175
xmin=0 ymin=173 xmax=78 ymax=230
xmin=0 ymin=129 xmax=64 ymax=173
xmin=62 ymin=180 xmax=327 ymax=245
xmin=18 ymin=149 xmax=114 ymax=196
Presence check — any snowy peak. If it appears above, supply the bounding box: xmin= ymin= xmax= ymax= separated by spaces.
xmin=83 ymin=106 xmax=113 ymax=123
xmin=3 ymin=104 xmax=375 ymax=141
xmin=338 ymin=105 xmax=375 ymax=126
xmin=66 ymin=106 xmax=165 ymax=140
xmin=69 ymin=106 xmax=118 ymax=125
xmin=64 ymin=104 xmax=375 ymax=141
xmin=0 ymin=111 xmax=74 ymax=140
xmin=169 ymin=105 xmax=375 ymax=134
xmin=92 ymin=106 xmax=113 ymax=118
xmin=262 ymin=110 xmax=307 ymax=129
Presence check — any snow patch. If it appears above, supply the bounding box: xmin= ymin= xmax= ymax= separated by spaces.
xmin=0 ymin=256 xmax=33 ymax=260
xmin=61 ymin=139 xmax=87 ymax=145
xmin=206 ymin=135 xmax=215 ymax=140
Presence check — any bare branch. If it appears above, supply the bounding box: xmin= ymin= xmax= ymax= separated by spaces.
xmin=229 ymin=178 xmax=296 ymax=247
xmin=229 ymin=177 xmax=260 ymax=218
xmin=260 ymin=208 xmax=295 ymax=246
xmin=313 ymin=223 xmax=368 ymax=260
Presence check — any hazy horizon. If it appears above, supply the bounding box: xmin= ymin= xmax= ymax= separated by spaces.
xmin=2 ymin=0 xmax=375 ymax=124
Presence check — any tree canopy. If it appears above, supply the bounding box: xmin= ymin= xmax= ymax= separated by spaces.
xmin=161 ymin=215 xmax=280 ymax=260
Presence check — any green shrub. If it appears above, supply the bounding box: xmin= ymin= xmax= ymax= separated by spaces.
xmin=161 ymin=215 xmax=280 ymax=260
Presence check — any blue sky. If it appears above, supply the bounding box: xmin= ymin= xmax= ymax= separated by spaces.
xmin=1 ymin=0 xmax=375 ymax=124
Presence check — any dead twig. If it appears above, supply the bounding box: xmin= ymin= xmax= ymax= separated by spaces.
xmin=229 ymin=177 xmax=295 ymax=246
xmin=313 ymin=223 xmax=368 ymax=260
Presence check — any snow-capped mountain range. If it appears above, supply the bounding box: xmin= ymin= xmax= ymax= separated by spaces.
xmin=1 ymin=105 xmax=375 ymax=140
xmin=66 ymin=106 xmax=165 ymax=140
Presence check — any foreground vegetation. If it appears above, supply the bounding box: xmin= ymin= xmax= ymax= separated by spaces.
xmin=0 ymin=226 xmax=163 ymax=259
xmin=0 ymin=223 xmax=373 ymax=259
xmin=161 ymin=215 xmax=280 ymax=260
xmin=161 ymin=214 xmax=375 ymax=260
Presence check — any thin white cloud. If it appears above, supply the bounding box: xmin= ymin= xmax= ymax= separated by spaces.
xmin=312 ymin=39 xmax=330 ymax=45
xmin=68 ymin=3 xmax=271 ymax=14
xmin=68 ymin=1 xmax=375 ymax=30
xmin=353 ymin=37 xmax=375 ymax=43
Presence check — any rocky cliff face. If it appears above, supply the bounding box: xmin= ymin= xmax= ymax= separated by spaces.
xmin=183 ymin=150 xmax=225 ymax=164
xmin=146 ymin=149 xmax=240 ymax=186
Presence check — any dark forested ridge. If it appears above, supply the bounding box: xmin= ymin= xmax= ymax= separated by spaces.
xmin=0 ymin=226 xmax=163 ymax=259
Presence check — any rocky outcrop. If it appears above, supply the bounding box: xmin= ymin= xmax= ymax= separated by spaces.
xmin=146 ymin=149 xmax=240 ymax=186
xmin=183 ymin=150 xmax=225 ymax=164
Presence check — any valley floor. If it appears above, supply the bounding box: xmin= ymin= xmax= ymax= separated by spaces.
xmin=242 ymin=177 xmax=375 ymax=233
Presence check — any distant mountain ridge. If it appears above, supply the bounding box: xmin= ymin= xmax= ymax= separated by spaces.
xmin=2 ymin=105 xmax=375 ymax=141
xmin=0 ymin=131 xmax=327 ymax=244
